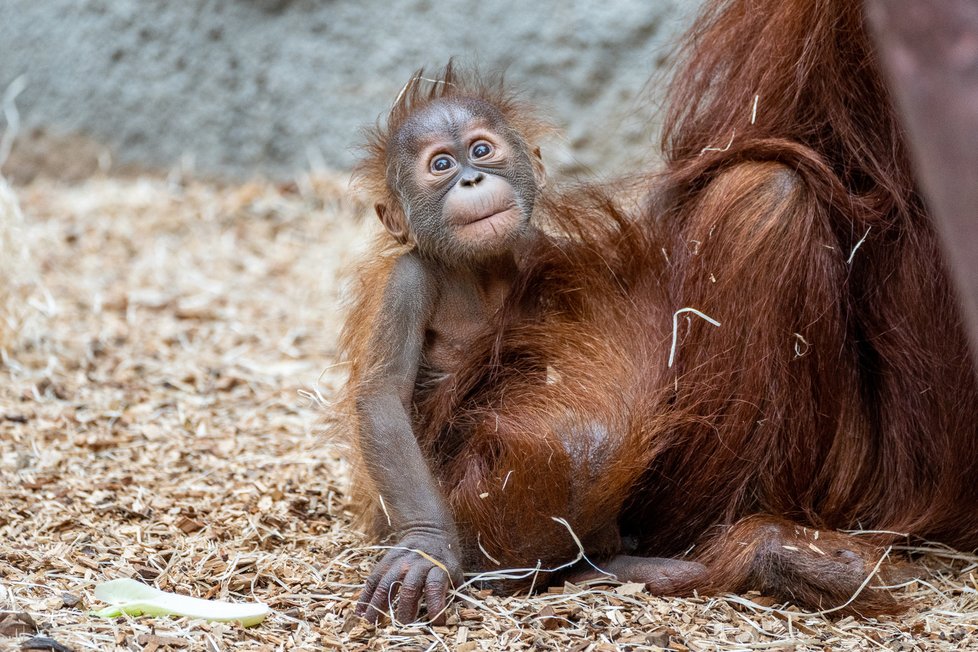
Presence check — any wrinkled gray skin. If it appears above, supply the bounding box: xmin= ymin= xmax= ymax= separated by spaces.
xmin=380 ymin=98 xmax=540 ymax=260
xmin=354 ymin=99 xmax=542 ymax=625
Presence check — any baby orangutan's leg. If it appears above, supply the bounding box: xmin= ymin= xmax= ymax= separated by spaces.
xmin=451 ymin=417 xmax=647 ymax=587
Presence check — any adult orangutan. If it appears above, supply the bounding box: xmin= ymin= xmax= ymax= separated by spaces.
xmin=339 ymin=0 xmax=978 ymax=623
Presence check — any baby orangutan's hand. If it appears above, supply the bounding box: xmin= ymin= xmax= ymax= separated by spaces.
xmin=355 ymin=528 xmax=463 ymax=625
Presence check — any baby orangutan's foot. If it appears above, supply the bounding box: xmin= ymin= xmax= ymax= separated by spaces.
xmin=567 ymin=555 xmax=708 ymax=594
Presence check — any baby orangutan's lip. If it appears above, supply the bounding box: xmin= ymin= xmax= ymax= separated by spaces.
xmin=455 ymin=202 xmax=518 ymax=227
xmin=455 ymin=205 xmax=521 ymax=241
xmin=466 ymin=206 xmax=516 ymax=225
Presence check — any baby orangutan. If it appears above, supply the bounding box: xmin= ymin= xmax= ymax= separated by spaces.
xmin=346 ymin=67 xmax=708 ymax=625
xmin=349 ymin=69 xmax=547 ymax=623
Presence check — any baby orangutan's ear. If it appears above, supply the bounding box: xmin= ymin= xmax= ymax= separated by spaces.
xmin=375 ymin=202 xmax=412 ymax=245
xmin=532 ymin=147 xmax=546 ymax=189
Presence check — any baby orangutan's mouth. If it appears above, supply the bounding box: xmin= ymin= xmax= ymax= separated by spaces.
xmin=454 ymin=204 xmax=521 ymax=242
xmin=462 ymin=203 xmax=518 ymax=226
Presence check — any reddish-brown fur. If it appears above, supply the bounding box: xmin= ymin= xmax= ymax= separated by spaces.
xmin=340 ymin=0 xmax=978 ymax=615
xmin=622 ymin=0 xmax=978 ymax=608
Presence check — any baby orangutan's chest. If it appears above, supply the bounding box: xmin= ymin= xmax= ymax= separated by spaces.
xmin=423 ymin=285 xmax=507 ymax=373
xmin=423 ymin=312 xmax=491 ymax=373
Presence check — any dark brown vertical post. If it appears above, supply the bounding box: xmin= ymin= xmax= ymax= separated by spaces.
xmin=865 ymin=0 xmax=978 ymax=372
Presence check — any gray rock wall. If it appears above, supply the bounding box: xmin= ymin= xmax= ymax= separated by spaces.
xmin=0 ymin=0 xmax=700 ymax=181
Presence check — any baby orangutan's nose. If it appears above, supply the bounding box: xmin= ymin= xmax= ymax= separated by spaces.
xmin=459 ymin=170 xmax=485 ymax=187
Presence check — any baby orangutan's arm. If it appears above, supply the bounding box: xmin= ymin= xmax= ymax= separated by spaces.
xmin=353 ymin=253 xmax=462 ymax=625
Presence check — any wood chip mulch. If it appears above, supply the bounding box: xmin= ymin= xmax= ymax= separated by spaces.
xmin=1 ymin=174 xmax=976 ymax=651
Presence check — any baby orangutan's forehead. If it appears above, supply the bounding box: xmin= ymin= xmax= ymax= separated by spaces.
xmin=394 ymin=98 xmax=508 ymax=152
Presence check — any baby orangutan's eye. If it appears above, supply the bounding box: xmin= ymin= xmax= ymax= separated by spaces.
xmin=471 ymin=141 xmax=493 ymax=159
xmin=430 ymin=155 xmax=456 ymax=174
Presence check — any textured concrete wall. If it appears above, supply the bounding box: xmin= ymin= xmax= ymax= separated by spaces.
xmin=0 ymin=0 xmax=700 ymax=181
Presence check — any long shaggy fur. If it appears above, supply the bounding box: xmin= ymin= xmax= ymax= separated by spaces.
xmin=631 ymin=0 xmax=978 ymax=542
xmin=617 ymin=0 xmax=978 ymax=612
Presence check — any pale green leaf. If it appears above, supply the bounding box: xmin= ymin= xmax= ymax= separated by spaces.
xmin=92 ymin=578 xmax=270 ymax=627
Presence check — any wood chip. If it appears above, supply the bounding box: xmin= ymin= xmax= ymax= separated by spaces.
xmin=60 ymin=593 xmax=81 ymax=609
xmin=175 ymin=516 xmax=206 ymax=534
xmin=537 ymin=605 xmax=560 ymax=631
xmin=614 ymin=582 xmax=646 ymax=596
xmin=0 ymin=612 xmax=36 ymax=637
xmin=21 ymin=637 xmax=73 ymax=652
xmin=136 ymin=634 xmax=190 ymax=648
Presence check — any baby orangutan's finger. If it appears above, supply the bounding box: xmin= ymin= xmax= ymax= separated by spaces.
xmin=355 ymin=553 xmax=399 ymax=619
xmin=394 ymin=562 xmax=430 ymax=624
xmin=364 ymin=561 xmax=408 ymax=623
xmin=424 ymin=566 xmax=451 ymax=626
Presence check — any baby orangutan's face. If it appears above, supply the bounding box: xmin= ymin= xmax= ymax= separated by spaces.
xmin=376 ymin=98 xmax=542 ymax=260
